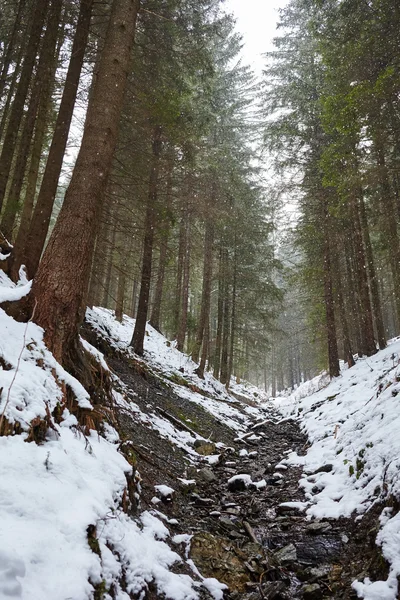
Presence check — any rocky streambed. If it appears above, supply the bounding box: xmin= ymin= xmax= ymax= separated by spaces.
xmin=84 ymin=324 xmax=391 ymax=600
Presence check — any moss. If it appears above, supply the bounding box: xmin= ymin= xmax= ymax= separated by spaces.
xmin=93 ymin=579 xmax=107 ymax=600
xmin=87 ymin=525 xmax=101 ymax=557
xmin=349 ymin=464 xmax=355 ymax=476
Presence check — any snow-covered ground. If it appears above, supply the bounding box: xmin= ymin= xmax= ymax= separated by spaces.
xmin=0 ymin=276 xmax=229 ymax=600
xmin=275 ymin=340 xmax=400 ymax=600
xmin=86 ymin=307 xmax=270 ymax=432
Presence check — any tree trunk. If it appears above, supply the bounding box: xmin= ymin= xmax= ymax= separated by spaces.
xmin=176 ymin=209 xmax=190 ymax=352
xmin=213 ymin=248 xmax=224 ymax=379
xmin=14 ymin=0 xmax=94 ymax=279
xmin=192 ymin=219 xmax=214 ymax=363
xmin=174 ymin=201 xmax=186 ymax=338
xmin=0 ymin=0 xmax=27 ymax=101
xmin=1 ymin=0 xmax=63 ymax=241
xmin=0 ymin=0 xmax=48 ymax=212
xmin=31 ymin=0 xmax=139 ymax=364
xmin=149 ymin=159 xmax=173 ymax=331
xmin=131 ymin=126 xmax=162 ymax=356
xmin=350 ymin=191 xmax=377 ymax=356
xmin=226 ymin=233 xmax=237 ymax=388
xmin=219 ymin=270 xmax=230 ymax=385
xmin=322 ymin=202 xmax=340 ymax=378
xmin=358 ymin=193 xmax=386 ymax=349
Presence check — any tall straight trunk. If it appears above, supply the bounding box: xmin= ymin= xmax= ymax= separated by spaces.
xmin=213 ymin=249 xmax=224 ymax=379
xmin=0 ymin=0 xmax=48 ymax=212
xmin=374 ymin=135 xmax=400 ymax=327
xmin=149 ymin=160 xmax=173 ymax=331
xmin=14 ymin=0 xmax=94 ymax=279
xmin=358 ymin=193 xmax=386 ymax=349
xmin=226 ymin=234 xmax=237 ymax=388
xmin=0 ymin=0 xmax=27 ymax=101
xmin=176 ymin=208 xmax=190 ymax=352
xmin=31 ymin=0 xmax=139 ymax=364
xmin=115 ymin=267 xmax=126 ymax=322
xmin=192 ymin=219 xmax=214 ymax=363
xmin=350 ymin=192 xmax=377 ymax=356
xmin=174 ymin=202 xmax=186 ymax=338
xmin=0 ymin=45 xmax=25 ymax=143
xmin=332 ymin=241 xmax=355 ymax=368
xmin=131 ymin=126 xmax=162 ymax=356
xmin=344 ymin=233 xmax=363 ymax=355
xmin=1 ymin=0 xmax=63 ymax=240
xmin=322 ymin=201 xmax=340 ymax=378
xmin=102 ymin=219 xmax=116 ymax=308
xmin=219 ymin=272 xmax=230 ymax=385
xmin=197 ymin=318 xmax=210 ymax=380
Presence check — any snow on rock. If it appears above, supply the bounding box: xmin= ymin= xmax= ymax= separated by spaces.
xmin=275 ymin=339 xmax=400 ymax=599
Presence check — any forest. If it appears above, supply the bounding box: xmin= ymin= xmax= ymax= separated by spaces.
xmin=1 ymin=0 xmax=399 ymax=392
xmin=2 ymin=1 xmax=400 ymax=599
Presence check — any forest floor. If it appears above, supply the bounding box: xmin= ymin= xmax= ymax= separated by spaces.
xmin=82 ymin=314 xmax=395 ymax=600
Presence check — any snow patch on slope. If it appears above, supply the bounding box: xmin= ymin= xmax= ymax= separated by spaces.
xmin=275 ymin=341 xmax=400 ymax=600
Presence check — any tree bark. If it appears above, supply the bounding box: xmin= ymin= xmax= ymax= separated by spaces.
xmin=0 ymin=0 xmax=27 ymax=101
xmin=31 ymin=0 xmax=139 ymax=364
xmin=322 ymin=201 xmax=340 ymax=378
xmin=1 ymin=0 xmax=63 ymax=241
xmin=359 ymin=193 xmax=386 ymax=349
xmin=213 ymin=248 xmax=224 ymax=379
xmin=176 ymin=205 xmax=190 ymax=352
xmin=14 ymin=0 xmax=94 ymax=279
xmin=131 ymin=126 xmax=162 ymax=355
xmin=0 ymin=0 xmax=48 ymax=212
xmin=192 ymin=219 xmax=214 ymax=363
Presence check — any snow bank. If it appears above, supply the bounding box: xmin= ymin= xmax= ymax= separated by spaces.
xmin=0 ymin=275 xmax=223 ymax=599
xmin=276 ymin=341 xmax=400 ymax=600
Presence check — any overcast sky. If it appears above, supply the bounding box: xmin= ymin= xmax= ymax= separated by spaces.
xmin=225 ymin=0 xmax=288 ymax=75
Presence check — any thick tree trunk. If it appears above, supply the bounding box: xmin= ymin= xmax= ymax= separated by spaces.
xmin=1 ymin=0 xmax=63 ymax=241
xmin=115 ymin=267 xmax=126 ymax=322
xmin=102 ymin=220 xmax=117 ymax=308
xmin=0 ymin=0 xmax=48 ymax=212
xmin=31 ymin=0 xmax=139 ymax=363
xmin=14 ymin=0 xmax=94 ymax=279
xmin=226 ymin=236 xmax=237 ymax=388
xmin=332 ymin=241 xmax=355 ymax=368
xmin=192 ymin=219 xmax=214 ymax=363
xmin=131 ymin=126 xmax=162 ymax=356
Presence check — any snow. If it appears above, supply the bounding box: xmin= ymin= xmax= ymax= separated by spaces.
xmin=275 ymin=339 xmax=400 ymax=599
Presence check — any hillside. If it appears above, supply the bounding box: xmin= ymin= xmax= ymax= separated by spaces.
xmin=1 ymin=272 xmax=400 ymax=600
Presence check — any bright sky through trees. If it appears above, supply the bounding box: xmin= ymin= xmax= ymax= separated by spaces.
xmin=226 ymin=0 xmax=288 ymax=74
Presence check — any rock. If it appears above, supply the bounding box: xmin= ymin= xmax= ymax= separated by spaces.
xmin=191 ymin=493 xmax=213 ymax=506
xmin=301 ymin=583 xmax=323 ymax=600
xmin=194 ymin=440 xmax=216 ymax=456
xmin=189 ymin=532 xmax=252 ymax=593
xmin=197 ymin=467 xmax=217 ymax=483
xmin=227 ymin=474 xmax=252 ymax=492
xmin=306 ymin=521 xmax=332 ymax=534
xmin=218 ymin=516 xmax=237 ymax=531
xmin=274 ymin=543 xmax=297 ymax=565
xmin=277 ymin=503 xmax=303 ymax=516
xmin=306 ymin=565 xmax=331 ymax=581
xmin=312 ymin=464 xmax=333 ymax=474
xmin=261 ymin=581 xmax=287 ymax=599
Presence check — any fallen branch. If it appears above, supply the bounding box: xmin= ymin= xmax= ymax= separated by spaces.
xmin=156 ymin=407 xmax=199 ymax=438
